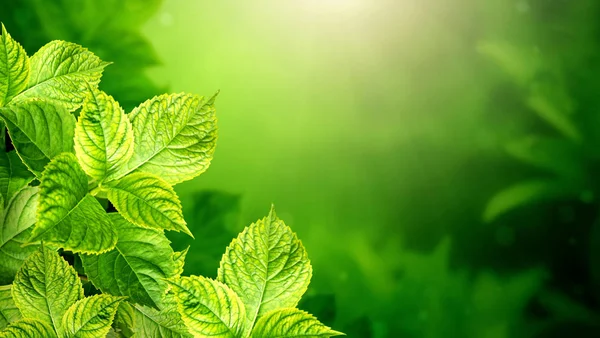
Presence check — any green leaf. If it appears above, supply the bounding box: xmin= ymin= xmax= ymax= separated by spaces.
xmin=29 ymin=153 xmax=117 ymax=254
xmin=106 ymin=172 xmax=190 ymax=236
xmin=61 ymin=294 xmax=124 ymax=338
xmin=12 ymin=246 xmax=83 ymax=336
xmin=0 ymin=99 xmax=75 ymax=176
xmin=218 ymin=206 xmax=312 ymax=327
xmin=81 ymin=213 xmax=182 ymax=309
xmin=130 ymin=301 xmax=191 ymax=338
xmin=483 ymin=179 xmax=583 ymax=222
xmin=11 ymin=40 xmax=109 ymax=112
xmin=0 ymin=24 xmax=29 ymax=107
xmin=168 ymin=276 xmax=246 ymax=338
xmin=0 ymin=186 xmax=39 ymax=284
xmin=0 ymin=319 xmax=56 ymax=338
xmin=0 ymin=151 xmax=34 ymax=206
xmin=250 ymin=308 xmax=343 ymax=338
xmin=123 ymin=93 xmax=217 ymax=185
xmin=74 ymin=90 xmax=133 ymax=182
xmin=0 ymin=286 xmax=21 ymax=330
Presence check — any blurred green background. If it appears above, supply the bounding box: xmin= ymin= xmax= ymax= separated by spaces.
xmin=3 ymin=0 xmax=600 ymax=337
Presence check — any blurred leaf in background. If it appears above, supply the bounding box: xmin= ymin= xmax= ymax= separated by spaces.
xmin=169 ymin=190 xmax=242 ymax=278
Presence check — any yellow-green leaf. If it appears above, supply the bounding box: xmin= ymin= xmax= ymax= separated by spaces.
xmin=12 ymin=40 xmax=109 ymax=112
xmin=218 ymin=206 xmax=312 ymax=328
xmin=250 ymin=308 xmax=343 ymax=338
xmin=0 ymin=99 xmax=76 ymax=177
xmin=12 ymin=246 xmax=83 ymax=336
xmin=29 ymin=153 xmax=117 ymax=253
xmin=74 ymin=90 xmax=133 ymax=182
xmin=81 ymin=214 xmax=182 ymax=309
xmin=123 ymin=93 xmax=217 ymax=185
xmin=0 ymin=319 xmax=56 ymax=338
xmin=168 ymin=276 xmax=245 ymax=338
xmin=0 ymin=24 xmax=29 ymax=107
xmin=0 ymin=286 xmax=21 ymax=330
xmin=0 ymin=186 xmax=39 ymax=284
xmin=106 ymin=172 xmax=190 ymax=236
xmin=61 ymin=294 xmax=124 ymax=338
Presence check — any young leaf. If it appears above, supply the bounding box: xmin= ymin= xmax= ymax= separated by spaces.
xmin=61 ymin=294 xmax=124 ymax=338
xmin=250 ymin=308 xmax=343 ymax=338
xmin=218 ymin=206 xmax=312 ymax=327
xmin=11 ymin=246 xmax=83 ymax=335
xmin=0 ymin=24 xmax=29 ymax=107
xmin=105 ymin=172 xmax=191 ymax=236
xmin=0 ymin=286 xmax=21 ymax=330
xmin=74 ymin=90 xmax=134 ymax=182
xmin=123 ymin=93 xmax=217 ymax=184
xmin=0 ymin=319 xmax=56 ymax=338
xmin=130 ymin=301 xmax=192 ymax=338
xmin=0 ymin=186 xmax=39 ymax=284
xmin=0 ymin=151 xmax=34 ymax=207
xmin=29 ymin=153 xmax=117 ymax=253
xmin=11 ymin=40 xmax=109 ymax=112
xmin=0 ymin=99 xmax=75 ymax=176
xmin=168 ymin=276 xmax=246 ymax=338
xmin=81 ymin=214 xmax=182 ymax=309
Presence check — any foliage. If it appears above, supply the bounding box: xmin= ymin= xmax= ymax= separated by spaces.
xmin=0 ymin=24 xmax=341 ymax=337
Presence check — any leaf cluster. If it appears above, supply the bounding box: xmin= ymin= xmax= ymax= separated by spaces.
xmin=0 ymin=24 xmax=342 ymax=337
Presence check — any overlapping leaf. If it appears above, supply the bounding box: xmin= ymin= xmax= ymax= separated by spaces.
xmin=0 ymin=151 xmax=34 ymax=207
xmin=250 ymin=308 xmax=343 ymax=338
xmin=11 ymin=40 xmax=109 ymax=111
xmin=123 ymin=93 xmax=217 ymax=184
xmin=0 ymin=99 xmax=76 ymax=176
xmin=82 ymin=214 xmax=182 ymax=309
xmin=0 ymin=24 xmax=29 ymax=107
xmin=169 ymin=276 xmax=246 ymax=338
xmin=61 ymin=294 xmax=124 ymax=338
xmin=30 ymin=153 xmax=117 ymax=253
xmin=74 ymin=90 xmax=133 ymax=182
xmin=106 ymin=172 xmax=190 ymax=236
xmin=11 ymin=246 xmax=83 ymax=336
xmin=128 ymin=300 xmax=192 ymax=338
xmin=218 ymin=206 xmax=312 ymax=327
xmin=0 ymin=319 xmax=56 ymax=338
xmin=0 ymin=186 xmax=39 ymax=284
xmin=0 ymin=286 xmax=20 ymax=330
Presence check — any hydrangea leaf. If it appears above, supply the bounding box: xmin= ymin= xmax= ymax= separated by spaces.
xmin=74 ymin=90 xmax=133 ymax=182
xmin=0 ymin=286 xmax=21 ymax=330
xmin=218 ymin=206 xmax=312 ymax=327
xmin=0 ymin=151 xmax=34 ymax=207
xmin=11 ymin=40 xmax=109 ymax=112
xmin=29 ymin=153 xmax=117 ymax=253
xmin=250 ymin=308 xmax=344 ymax=338
xmin=130 ymin=299 xmax=192 ymax=338
xmin=61 ymin=294 xmax=124 ymax=338
xmin=0 ymin=319 xmax=56 ymax=338
xmin=168 ymin=276 xmax=246 ymax=338
xmin=0 ymin=99 xmax=75 ymax=177
xmin=0 ymin=24 xmax=29 ymax=107
xmin=0 ymin=186 xmax=39 ymax=284
xmin=11 ymin=246 xmax=83 ymax=336
xmin=105 ymin=172 xmax=190 ymax=236
xmin=121 ymin=93 xmax=217 ymax=185
xmin=81 ymin=213 xmax=182 ymax=309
